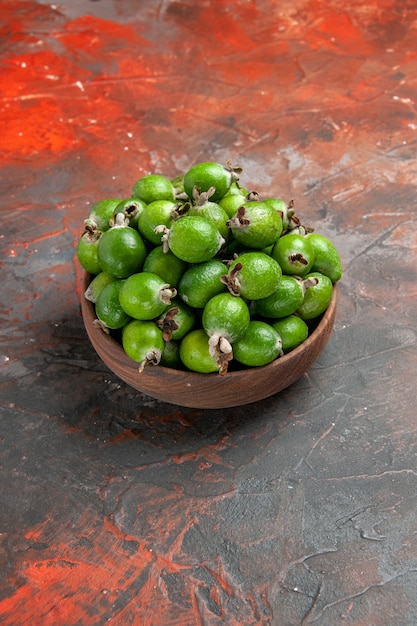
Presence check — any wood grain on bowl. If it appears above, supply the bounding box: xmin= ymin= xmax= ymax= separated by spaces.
xmin=80 ymin=274 xmax=337 ymax=409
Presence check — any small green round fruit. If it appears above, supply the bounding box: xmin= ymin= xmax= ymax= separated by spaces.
xmin=76 ymin=228 xmax=102 ymax=275
xmin=179 ymin=328 xmax=219 ymax=373
xmin=296 ymin=272 xmax=333 ymax=320
xmin=227 ymin=201 xmax=283 ymax=249
xmin=178 ymin=259 xmax=227 ymax=308
xmin=94 ymin=280 xmax=131 ymax=331
xmin=97 ymin=215 xmax=147 ymax=278
xmin=143 ymin=246 xmax=188 ymax=288
xmin=233 ymin=321 xmax=282 ymax=367
xmin=222 ymin=251 xmax=282 ymax=300
xmin=271 ymin=233 xmax=316 ymax=276
xmin=271 ymin=315 xmax=309 ymax=352
xmin=164 ymin=215 xmax=225 ymax=263
xmin=306 ymin=233 xmax=343 ymax=283
xmin=122 ymin=320 xmax=165 ymax=371
xmin=84 ymin=198 xmax=124 ymax=232
xmin=132 ymin=174 xmax=175 ymax=204
xmin=119 ymin=272 xmax=176 ymax=320
xmin=183 ymin=161 xmax=238 ymax=202
xmin=138 ymin=200 xmax=178 ymax=245
xmin=255 ymin=275 xmax=305 ymax=318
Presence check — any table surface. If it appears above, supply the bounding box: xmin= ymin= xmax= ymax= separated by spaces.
xmin=1 ymin=1 xmax=416 ymax=624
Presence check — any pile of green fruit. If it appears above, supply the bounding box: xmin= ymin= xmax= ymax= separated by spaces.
xmin=77 ymin=161 xmax=342 ymax=374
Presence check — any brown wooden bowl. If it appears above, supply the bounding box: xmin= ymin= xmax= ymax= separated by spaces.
xmin=80 ymin=274 xmax=338 ymax=409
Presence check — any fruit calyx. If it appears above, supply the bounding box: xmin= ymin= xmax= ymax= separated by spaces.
xmin=220 ymin=262 xmax=242 ymax=296
xmin=225 ymin=160 xmax=243 ymax=185
xmin=192 ymin=186 xmax=216 ymax=206
xmin=208 ymin=334 xmax=233 ymax=375
xmin=226 ymin=206 xmax=250 ymax=229
xmin=83 ymin=223 xmax=102 ymax=242
xmin=157 ymin=307 xmax=179 ymax=341
xmin=109 ymin=212 xmax=130 ymax=228
xmin=138 ymin=349 xmax=162 ymax=373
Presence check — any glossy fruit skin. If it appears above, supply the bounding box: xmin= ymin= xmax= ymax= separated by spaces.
xmin=255 ymin=275 xmax=304 ymax=318
xmin=218 ymin=191 xmax=247 ymax=219
xmin=138 ymin=200 xmax=177 ymax=245
xmin=296 ymin=272 xmax=333 ymax=320
xmin=84 ymin=198 xmax=124 ymax=232
xmin=233 ymin=321 xmax=282 ymax=367
xmin=188 ymin=198 xmax=230 ymax=241
xmin=264 ymin=198 xmax=293 ymax=231
xmin=202 ymin=293 xmax=250 ymax=344
xmin=122 ymin=320 xmax=165 ymax=368
xmin=132 ymin=174 xmax=175 ymax=204
xmin=143 ymin=245 xmax=188 ymax=288
xmin=183 ymin=162 xmax=233 ymax=202
xmin=271 ymin=233 xmax=315 ymax=276
xmin=167 ymin=215 xmax=225 ymax=263
xmin=179 ymin=329 xmax=219 ymax=373
xmin=119 ymin=272 xmax=175 ymax=320
xmin=178 ymin=259 xmax=227 ymax=308
xmin=98 ymin=226 xmax=147 ymax=279
xmin=271 ymin=315 xmax=309 ymax=352
xmin=306 ymin=233 xmax=343 ymax=283
xmin=224 ymin=251 xmax=282 ymax=300
xmin=84 ymin=271 xmax=116 ymax=303
xmin=95 ymin=280 xmax=131 ymax=330
xmin=227 ymin=201 xmax=283 ymax=249
xmin=76 ymin=229 xmax=102 ymax=275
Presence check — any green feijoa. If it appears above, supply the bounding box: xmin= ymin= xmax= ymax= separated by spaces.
xmin=160 ymin=339 xmax=182 ymax=369
xmin=263 ymin=198 xmax=295 ymax=232
xmin=97 ymin=214 xmax=147 ymax=278
xmin=255 ymin=275 xmax=305 ymax=318
xmin=202 ymin=292 xmax=250 ymax=374
xmin=113 ymin=198 xmax=146 ymax=230
xmin=183 ymin=161 xmax=240 ymax=202
xmin=122 ymin=319 xmax=165 ymax=372
xmin=143 ymin=245 xmax=188 ymax=288
xmin=271 ymin=315 xmax=309 ymax=352
xmin=218 ymin=190 xmax=247 ymax=218
xmin=179 ymin=329 xmax=219 ymax=374
xmin=132 ymin=174 xmax=175 ymax=204
xmin=178 ymin=259 xmax=228 ymax=308
xmin=157 ymin=298 xmax=195 ymax=341
xmin=76 ymin=227 xmax=102 ymax=275
xmin=119 ymin=272 xmax=176 ymax=320
xmin=84 ymin=271 xmax=116 ymax=303
xmin=233 ymin=321 xmax=283 ymax=367
xmin=202 ymin=293 xmax=250 ymax=343
xmin=271 ymin=233 xmax=315 ymax=276
xmin=163 ymin=215 xmax=225 ymax=263
xmin=187 ymin=188 xmax=230 ymax=240
xmin=226 ymin=201 xmax=283 ymax=249
xmin=138 ymin=199 xmax=178 ymax=245
xmin=296 ymin=272 xmax=333 ymax=320
xmin=84 ymin=198 xmax=124 ymax=232
xmin=221 ymin=251 xmax=282 ymax=300
xmin=306 ymin=233 xmax=343 ymax=283
xmin=94 ymin=280 xmax=131 ymax=331
xmin=223 ymin=181 xmax=248 ymax=197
